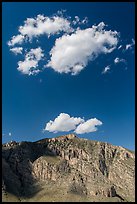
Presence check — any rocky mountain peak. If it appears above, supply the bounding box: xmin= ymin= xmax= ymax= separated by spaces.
xmin=2 ymin=135 xmax=135 ymax=202
xmin=48 ymin=133 xmax=77 ymax=142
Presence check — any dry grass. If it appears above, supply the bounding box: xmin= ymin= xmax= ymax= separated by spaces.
xmin=2 ymin=184 xmax=128 ymax=202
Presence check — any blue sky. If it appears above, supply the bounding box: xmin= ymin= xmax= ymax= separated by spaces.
xmin=2 ymin=2 xmax=135 ymax=150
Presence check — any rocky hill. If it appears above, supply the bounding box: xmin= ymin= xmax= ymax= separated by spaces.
xmin=2 ymin=134 xmax=135 ymax=202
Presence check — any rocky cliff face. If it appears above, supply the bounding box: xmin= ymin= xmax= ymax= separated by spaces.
xmin=2 ymin=134 xmax=135 ymax=202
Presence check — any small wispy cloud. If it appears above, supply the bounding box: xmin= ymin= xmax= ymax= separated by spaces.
xmin=102 ymin=65 xmax=110 ymax=74
xmin=72 ymin=16 xmax=88 ymax=25
xmin=8 ymin=34 xmax=25 ymax=47
xmin=10 ymin=47 xmax=23 ymax=55
xmin=114 ymin=57 xmax=126 ymax=64
xmin=126 ymin=38 xmax=135 ymax=50
xmin=118 ymin=45 xmax=122 ymax=49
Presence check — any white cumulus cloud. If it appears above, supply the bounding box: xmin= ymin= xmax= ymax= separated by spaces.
xmin=10 ymin=47 xmax=23 ymax=55
xmin=47 ymin=22 xmax=119 ymax=75
xmin=17 ymin=47 xmax=44 ymax=75
xmin=19 ymin=15 xmax=73 ymax=39
xmin=102 ymin=65 xmax=110 ymax=74
xmin=8 ymin=13 xmax=73 ymax=47
xmin=75 ymin=118 xmax=103 ymax=134
xmin=8 ymin=12 xmax=120 ymax=77
xmin=45 ymin=113 xmax=84 ymax=133
xmin=45 ymin=113 xmax=103 ymax=134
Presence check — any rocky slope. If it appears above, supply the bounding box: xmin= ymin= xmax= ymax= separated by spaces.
xmin=2 ymin=134 xmax=135 ymax=202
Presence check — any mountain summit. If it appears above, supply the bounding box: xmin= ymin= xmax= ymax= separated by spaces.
xmin=2 ymin=135 xmax=135 ymax=202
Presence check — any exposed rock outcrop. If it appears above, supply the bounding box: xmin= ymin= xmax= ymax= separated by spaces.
xmin=2 ymin=135 xmax=135 ymax=202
